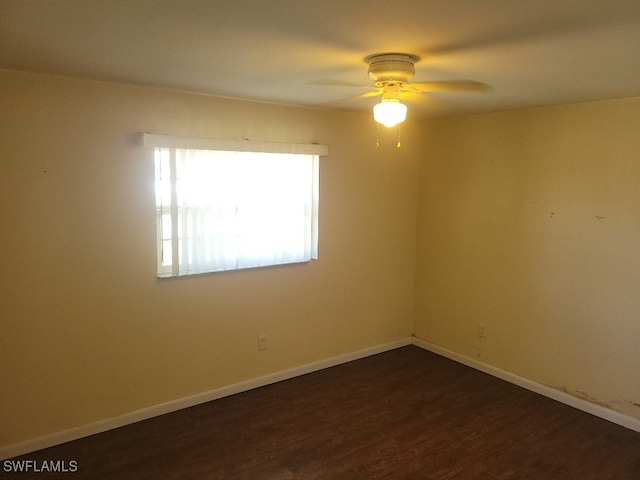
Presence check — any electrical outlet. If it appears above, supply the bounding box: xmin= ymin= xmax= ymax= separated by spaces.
xmin=478 ymin=323 xmax=487 ymax=339
xmin=258 ymin=335 xmax=267 ymax=350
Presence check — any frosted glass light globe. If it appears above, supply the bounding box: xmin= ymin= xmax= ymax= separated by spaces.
xmin=373 ymin=99 xmax=407 ymax=128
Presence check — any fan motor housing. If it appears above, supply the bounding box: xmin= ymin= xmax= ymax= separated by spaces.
xmin=366 ymin=53 xmax=418 ymax=84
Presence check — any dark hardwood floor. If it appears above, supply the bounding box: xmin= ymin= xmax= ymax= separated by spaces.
xmin=5 ymin=346 xmax=640 ymax=479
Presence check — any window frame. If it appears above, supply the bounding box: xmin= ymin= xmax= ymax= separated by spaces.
xmin=141 ymin=133 xmax=328 ymax=278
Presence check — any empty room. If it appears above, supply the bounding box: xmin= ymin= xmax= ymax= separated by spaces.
xmin=1 ymin=1 xmax=639 ymax=478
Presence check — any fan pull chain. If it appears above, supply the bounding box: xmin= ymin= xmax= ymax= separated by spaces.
xmin=375 ymin=122 xmax=404 ymax=147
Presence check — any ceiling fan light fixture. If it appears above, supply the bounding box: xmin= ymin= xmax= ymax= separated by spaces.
xmin=373 ymin=99 xmax=407 ymax=128
xmin=366 ymin=53 xmax=418 ymax=83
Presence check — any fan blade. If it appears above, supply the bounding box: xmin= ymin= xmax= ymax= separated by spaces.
xmin=358 ymin=89 xmax=384 ymax=99
xmin=307 ymin=78 xmax=372 ymax=88
xmin=407 ymin=80 xmax=490 ymax=93
xmin=397 ymin=90 xmax=434 ymax=104
xmin=328 ymin=90 xmax=382 ymax=103
xmin=318 ymin=89 xmax=383 ymax=111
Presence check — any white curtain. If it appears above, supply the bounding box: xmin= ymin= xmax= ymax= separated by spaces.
xmin=157 ymin=148 xmax=319 ymax=276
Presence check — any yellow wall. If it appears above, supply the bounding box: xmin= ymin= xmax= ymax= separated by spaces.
xmin=2 ymin=67 xmax=639 ymax=450
xmin=0 ymin=69 xmax=419 ymax=446
xmin=415 ymin=98 xmax=640 ymax=420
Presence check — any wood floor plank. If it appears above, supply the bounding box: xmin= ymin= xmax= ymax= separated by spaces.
xmin=6 ymin=346 xmax=640 ymax=479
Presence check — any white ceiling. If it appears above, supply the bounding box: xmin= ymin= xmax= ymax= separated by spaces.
xmin=2 ymin=0 xmax=640 ymax=118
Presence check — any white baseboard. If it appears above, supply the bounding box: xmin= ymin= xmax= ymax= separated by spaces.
xmin=0 ymin=338 xmax=411 ymax=460
xmin=4 ymin=335 xmax=637 ymax=460
xmin=411 ymin=336 xmax=640 ymax=433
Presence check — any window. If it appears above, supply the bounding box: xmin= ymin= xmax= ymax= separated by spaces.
xmin=141 ymin=133 xmax=327 ymax=277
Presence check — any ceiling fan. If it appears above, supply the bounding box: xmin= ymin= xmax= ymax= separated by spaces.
xmin=341 ymin=53 xmax=488 ymax=128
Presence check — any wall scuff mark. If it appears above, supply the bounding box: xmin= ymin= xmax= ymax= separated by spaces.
xmin=556 ymin=386 xmax=614 ymax=411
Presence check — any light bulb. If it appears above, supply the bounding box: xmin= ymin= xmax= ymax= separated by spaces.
xmin=373 ymin=99 xmax=407 ymax=128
